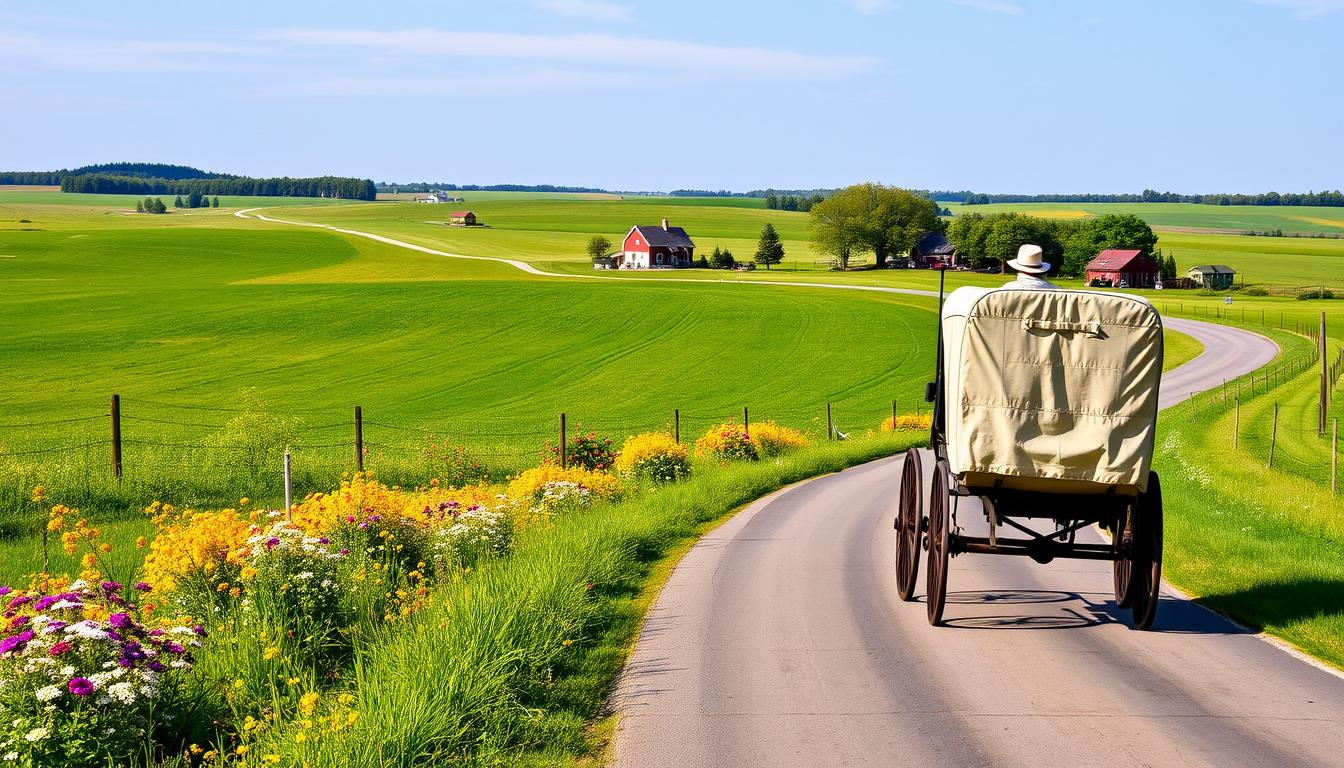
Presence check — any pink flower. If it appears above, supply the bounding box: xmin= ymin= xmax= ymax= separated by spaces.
xmin=67 ymin=677 xmax=94 ymax=697
xmin=49 ymin=641 xmax=73 ymax=657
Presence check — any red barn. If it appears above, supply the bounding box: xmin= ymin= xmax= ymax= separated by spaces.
xmin=617 ymin=218 xmax=695 ymax=269
xmin=1085 ymin=249 xmax=1159 ymax=288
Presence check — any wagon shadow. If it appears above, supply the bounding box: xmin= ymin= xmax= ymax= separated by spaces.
xmin=935 ymin=589 xmax=1252 ymax=634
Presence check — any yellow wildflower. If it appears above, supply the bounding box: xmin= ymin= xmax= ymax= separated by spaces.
xmin=263 ymin=646 xmax=280 ymax=661
xmin=299 ymin=691 xmax=319 ymax=715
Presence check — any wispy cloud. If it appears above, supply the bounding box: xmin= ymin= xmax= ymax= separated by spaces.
xmin=274 ymin=69 xmax=645 ymax=97
xmin=536 ymin=0 xmax=632 ymax=22
xmin=0 ymin=32 xmax=266 ymax=70
xmin=1250 ymin=0 xmax=1344 ymax=18
xmin=949 ymin=0 xmax=1023 ymax=15
xmin=257 ymin=28 xmax=879 ymax=78
xmin=850 ymin=0 xmax=892 ymax=15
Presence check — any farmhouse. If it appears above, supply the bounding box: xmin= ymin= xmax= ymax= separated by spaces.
xmin=1187 ymin=264 xmax=1237 ymax=289
xmin=617 ymin=218 xmax=695 ymax=269
xmin=416 ymin=191 xmax=464 ymax=204
xmin=910 ymin=232 xmax=956 ymax=268
xmin=449 ymin=211 xmax=477 ymax=226
xmin=1085 ymin=249 xmax=1160 ymax=288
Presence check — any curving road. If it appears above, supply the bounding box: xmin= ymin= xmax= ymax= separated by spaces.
xmin=609 ymin=326 xmax=1344 ymax=767
xmin=238 ymin=208 xmax=1340 ymax=765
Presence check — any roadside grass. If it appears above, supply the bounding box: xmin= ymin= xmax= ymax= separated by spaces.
xmin=234 ymin=433 xmax=918 ymax=767
xmin=1163 ymin=327 xmax=1202 ymax=371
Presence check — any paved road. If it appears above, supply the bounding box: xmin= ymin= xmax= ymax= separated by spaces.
xmin=611 ymin=326 xmax=1344 ymax=768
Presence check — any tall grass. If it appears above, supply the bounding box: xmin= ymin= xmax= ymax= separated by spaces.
xmin=242 ymin=435 xmax=915 ymax=766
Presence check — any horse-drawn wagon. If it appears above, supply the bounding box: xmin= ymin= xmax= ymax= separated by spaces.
xmin=895 ymin=281 xmax=1165 ymax=629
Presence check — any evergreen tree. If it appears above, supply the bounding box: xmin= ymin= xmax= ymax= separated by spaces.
xmin=173 ymin=195 xmax=184 ymax=208
xmin=152 ymin=197 xmax=167 ymax=214
xmin=753 ymin=223 xmax=785 ymax=269
xmin=211 ymin=196 xmax=220 ymax=208
xmin=135 ymin=199 xmax=144 ymax=213
xmin=764 ymin=192 xmax=778 ymax=210
xmin=187 ymin=190 xmax=203 ymax=209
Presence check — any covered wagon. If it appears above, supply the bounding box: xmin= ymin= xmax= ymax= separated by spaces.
xmin=895 ymin=283 xmax=1166 ymax=629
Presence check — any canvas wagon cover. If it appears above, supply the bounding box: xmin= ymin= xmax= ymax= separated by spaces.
xmin=940 ymin=287 xmax=1163 ymax=494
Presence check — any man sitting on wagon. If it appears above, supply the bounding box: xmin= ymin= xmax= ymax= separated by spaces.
xmin=1004 ymin=244 xmax=1058 ymax=290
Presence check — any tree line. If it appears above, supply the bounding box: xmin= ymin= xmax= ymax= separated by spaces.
xmin=62 ymin=174 xmax=377 ymax=200
xmin=376 ymin=182 xmax=607 ymax=194
xmin=957 ymin=188 xmax=1344 ymax=208
xmin=947 ymin=211 xmax=1161 ymax=277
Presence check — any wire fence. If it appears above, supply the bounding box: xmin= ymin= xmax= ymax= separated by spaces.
xmin=0 ymin=394 xmax=929 ymax=531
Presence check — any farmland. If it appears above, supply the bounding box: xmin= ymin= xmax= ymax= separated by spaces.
xmin=3 ymin=186 xmax=1343 ymax=767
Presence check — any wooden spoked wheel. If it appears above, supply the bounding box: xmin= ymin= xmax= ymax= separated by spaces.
xmin=1128 ymin=472 xmax=1163 ymax=631
xmin=925 ymin=460 xmax=952 ymax=626
xmin=895 ymin=448 xmax=923 ymax=601
xmin=1112 ymin=507 xmax=1135 ymax=609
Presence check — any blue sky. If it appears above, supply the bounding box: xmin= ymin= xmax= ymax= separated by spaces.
xmin=2 ymin=0 xmax=1341 ymax=193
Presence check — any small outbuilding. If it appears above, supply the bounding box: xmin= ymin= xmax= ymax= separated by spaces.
xmin=449 ymin=211 xmax=477 ymax=226
xmin=1186 ymin=264 xmax=1237 ymax=289
xmin=1085 ymin=249 xmax=1160 ymax=288
xmin=910 ymin=232 xmax=957 ymax=268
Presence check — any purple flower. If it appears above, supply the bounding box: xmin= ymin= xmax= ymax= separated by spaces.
xmin=148 ymin=660 xmax=166 ymax=673
xmin=0 ymin=630 xmax=35 ymax=655
xmin=165 ymin=642 xmax=185 ymax=655
xmin=149 ymin=629 xmax=164 ymax=637
xmin=0 ymin=586 xmax=11 ymax=597
xmin=264 ymin=537 xmax=281 ymax=550
xmin=101 ymin=581 xmax=123 ymax=593
xmin=44 ymin=620 xmax=67 ymax=634
xmin=116 ymin=657 xmax=135 ymax=668
xmin=191 ymin=625 xmax=206 ymax=637
xmin=108 ymin=612 xmax=133 ymax=629
xmin=317 ymin=537 xmax=329 ymax=545
xmin=67 ymin=677 xmax=95 ymax=697
xmin=33 ymin=595 xmax=59 ymax=611
xmin=338 ymin=548 xmax=349 ymax=556
xmin=345 ymin=515 xmax=356 ymax=523
xmin=49 ymin=641 xmax=72 ymax=657
xmin=133 ymin=582 xmax=152 ymax=593
xmin=8 ymin=615 xmax=30 ymax=630
xmin=7 ymin=596 xmax=33 ymax=611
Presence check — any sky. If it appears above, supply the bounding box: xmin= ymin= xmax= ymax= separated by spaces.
xmin=2 ymin=0 xmax=1342 ymax=193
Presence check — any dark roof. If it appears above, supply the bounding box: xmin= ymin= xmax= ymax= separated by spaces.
xmin=633 ymin=224 xmax=695 ymax=248
xmin=1085 ymin=249 xmax=1156 ymax=273
xmin=913 ymin=232 xmax=955 ymax=257
xmin=1188 ymin=264 xmax=1236 ymax=274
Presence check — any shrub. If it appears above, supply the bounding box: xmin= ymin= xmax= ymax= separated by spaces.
xmin=0 ymin=581 xmax=202 ymax=767
xmin=140 ymin=503 xmax=255 ymax=619
xmin=614 ymin=432 xmax=690 ymax=483
xmin=506 ymin=465 xmax=623 ymax=513
xmin=694 ymin=421 xmax=758 ymax=462
xmin=749 ymin=422 xmax=810 ymax=458
xmin=1297 ymin=288 xmax=1335 ymax=300
xmin=419 ymin=436 xmax=488 ymax=487
xmin=543 ymin=425 xmax=615 ymax=472
xmin=882 ymin=413 xmax=932 ymax=432
xmin=1244 ymin=286 xmax=1269 ymax=296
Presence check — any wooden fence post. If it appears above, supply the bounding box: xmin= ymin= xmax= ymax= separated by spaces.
xmin=674 ymin=409 xmax=680 ymax=444
xmin=827 ymin=402 xmax=833 ymax=441
xmin=1233 ymin=397 xmax=1239 ymax=449
xmin=283 ymin=448 xmax=292 ymax=518
xmin=559 ymin=413 xmax=567 ymax=469
xmin=1320 ymin=311 xmax=1329 ymax=435
xmin=743 ymin=406 xmax=749 ymax=435
xmin=1268 ymin=403 xmax=1279 ymax=468
xmin=1333 ymin=418 xmax=1339 ymax=496
xmin=892 ymin=399 xmax=898 ymax=430
xmin=110 ymin=394 xmax=122 ymax=482
xmin=354 ymin=405 xmax=364 ymax=473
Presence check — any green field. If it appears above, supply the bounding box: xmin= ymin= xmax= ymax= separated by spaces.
xmin=943 ymin=201 xmax=1344 ymax=234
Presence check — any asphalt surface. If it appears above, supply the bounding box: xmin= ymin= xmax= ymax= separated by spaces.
xmin=611 ymin=323 xmax=1344 ymax=768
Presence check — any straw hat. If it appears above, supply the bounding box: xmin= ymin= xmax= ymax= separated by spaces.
xmin=1007 ymin=244 xmax=1050 ymax=274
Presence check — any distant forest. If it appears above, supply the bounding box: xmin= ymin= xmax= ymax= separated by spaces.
xmin=0 ymin=163 xmax=377 ymax=200
xmin=377 ymin=182 xmax=607 ymax=194
xmin=951 ymin=189 xmax=1344 ymax=207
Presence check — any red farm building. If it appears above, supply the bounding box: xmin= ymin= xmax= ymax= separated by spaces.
xmin=1085 ymin=249 xmax=1160 ymax=288
xmin=616 ymin=218 xmax=695 ymax=269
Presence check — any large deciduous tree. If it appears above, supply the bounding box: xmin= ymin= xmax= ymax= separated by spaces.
xmin=753 ymin=223 xmax=785 ymax=269
xmin=810 ymin=183 xmax=942 ymax=269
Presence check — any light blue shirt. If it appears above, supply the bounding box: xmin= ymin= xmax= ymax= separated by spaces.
xmin=1004 ymin=273 xmax=1059 ymax=290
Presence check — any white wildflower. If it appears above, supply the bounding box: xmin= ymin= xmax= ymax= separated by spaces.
xmin=34 ymin=685 xmax=62 ymax=703
xmin=23 ymin=727 xmax=49 ymax=742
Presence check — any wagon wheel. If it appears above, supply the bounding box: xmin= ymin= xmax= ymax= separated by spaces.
xmin=925 ymin=460 xmax=952 ymax=626
xmin=1112 ymin=506 xmax=1135 ymax=609
xmin=894 ymin=448 xmax=923 ymax=601
xmin=1128 ymin=472 xmax=1164 ymax=631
